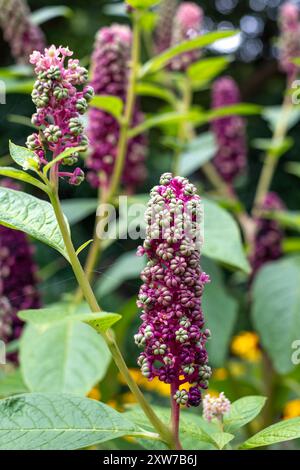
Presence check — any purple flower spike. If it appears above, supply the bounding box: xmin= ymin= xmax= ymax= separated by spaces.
xmin=250 ymin=192 xmax=285 ymax=277
xmin=0 ymin=179 xmax=40 ymax=361
xmin=26 ymin=45 xmax=90 ymax=185
xmin=155 ymin=0 xmax=179 ymax=53
xmin=86 ymin=25 xmax=147 ymax=191
xmin=279 ymin=2 xmax=300 ymax=76
xmin=211 ymin=77 xmax=247 ymax=185
xmin=135 ymin=173 xmax=211 ymax=407
xmin=170 ymin=2 xmax=203 ymax=71
xmin=0 ymin=0 xmax=45 ymax=63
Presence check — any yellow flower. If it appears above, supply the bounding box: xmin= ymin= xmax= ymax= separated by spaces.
xmin=121 ymin=392 xmax=137 ymax=405
xmin=283 ymin=399 xmax=300 ymax=420
xmin=119 ymin=369 xmax=170 ymax=397
xmin=213 ymin=368 xmax=228 ymax=381
xmin=87 ymin=386 xmax=101 ymax=401
xmin=231 ymin=331 xmax=261 ymax=362
xmin=229 ymin=362 xmax=246 ymax=377
xmin=206 ymin=389 xmax=219 ymax=398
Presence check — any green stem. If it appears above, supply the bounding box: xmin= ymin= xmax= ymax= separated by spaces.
xmin=49 ymin=189 xmax=175 ymax=449
xmin=173 ymin=77 xmax=192 ymax=176
xmin=253 ymin=79 xmax=294 ymax=213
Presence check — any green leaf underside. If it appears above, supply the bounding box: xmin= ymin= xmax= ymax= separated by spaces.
xmin=252 ymin=256 xmax=300 ymax=374
xmin=0 ymin=187 xmax=69 ymax=260
xmin=179 ymin=132 xmax=217 ymax=177
xmin=20 ymin=322 xmax=111 ymax=395
xmin=0 ymin=393 xmax=137 ymax=450
xmin=0 ymin=167 xmax=47 ymax=192
xmin=30 ymin=6 xmax=73 ymax=25
xmin=223 ymin=396 xmax=267 ymax=433
xmin=240 ymin=417 xmax=300 ymax=449
xmin=90 ymin=95 xmax=124 ymax=120
xmin=9 ymin=141 xmax=38 ymax=169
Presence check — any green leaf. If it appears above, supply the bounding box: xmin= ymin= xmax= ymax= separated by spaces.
xmin=128 ymin=111 xmax=200 ymax=138
xmin=0 ymin=393 xmax=137 ymax=450
xmin=0 ymin=167 xmax=48 ymax=193
xmin=0 ymin=369 xmax=29 ymax=398
xmin=252 ymin=256 xmax=300 ymax=374
xmin=240 ymin=417 xmax=300 ymax=449
xmin=76 ymin=239 xmax=93 ymax=256
xmin=18 ymin=307 xmax=121 ymax=334
xmin=20 ymin=322 xmax=111 ymax=395
xmin=135 ymin=82 xmax=176 ymax=105
xmin=198 ymin=103 xmax=261 ymax=125
xmin=3 ymin=79 xmax=34 ymax=94
xmin=252 ymin=137 xmax=293 ymax=158
xmin=61 ymin=198 xmax=98 ymax=225
xmin=30 ymin=6 xmax=73 ymax=25
xmin=0 ymin=187 xmax=69 ymax=260
xmin=139 ymin=30 xmax=237 ymax=77
xmin=179 ymin=132 xmax=217 ymax=177
xmin=187 ymin=56 xmax=231 ymax=90
xmin=90 ymin=95 xmax=124 ymax=120
xmin=202 ymin=258 xmax=238 ymax=367
xmin=95 ymin=251 xmax=146 ymax=297
xmin=223 ymin=396 xmax=267 ymax=433
xmin=7 ymin=114 xmax=35 ymax=128
xmin=286 ymin=161 xmax=300 ymax=178
xmin=263 ymin=106 xmax=300 ymax=132
xmin=43 ymin=146 xmax=86 ymax=173
xmin=9 ymin=141 xmax=39 ymax=171
xmin=126 ymin=0 xmax=161 ymax=8
xmin=264 ymin=210 xmax=300 ymax=232
xmin=0 ymin=65 xmax=32 ymax=79
xmin=203 ymin=199 xmax=250 ymax=273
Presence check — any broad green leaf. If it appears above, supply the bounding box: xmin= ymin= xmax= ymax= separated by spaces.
xmin=179 ymin=132 xmax=217 ymax=177
xmin=0 ymin=64 xmax=32 ymax=79
xmin=223 ymin=396 xmax=267 ymax=433
xmin=126 ymin=0 xmax=161 ymax=8
xmin=90 ymin=95 xmax=124 ymax=120
xmin=0 ymin=167 xmax=48 ymax=193
xmin=3 ymin=79 xmax=34 ymax=94
xmin=286 ymin=161 xmax=300 ymax=178
xmin=128 ymin=111 xmax=200 ymax=138
xmin=0 ymin=369 xmax=29 ymax=397
xmin=240 ymin=417 xmax=300 ymax=449
xmin=30 ymin=6 xmax=73 ymax=25
xmin=9 ymin=141 xmax=39 ymax=171
xmin=139 ymin=31 xmax=237 ymax=77
xmin=188 ymin=56 xmax=231 ymax=89
xmin=0 ymin=393 xmax=137 ymax=450
xmin=252 ymin=137 xmax=293 ymax=158
xmin=265 ymin=210 xmax=300 ymax=232
xmin=20 ymin=322 xmax=111 ymax=395
xmin=252 ymin=256 xmax=300 ymax=374
xmin=0 ymin=187 xmax=69 ymax=260
xmin=61 ymin=198 xmax=98 ymax=225
xmin=203 ymin=199 xmax=250 ymax=273
xmin=263 ymin=106 xmax=300 ymax=132
xmin=18 ymin=307 xmax=121 ymax=333
xmin=198 ymin=103 xmax=261 ymax=125
xmin=96 ymin=251 xmax=146 ymax=297
xmin=135 ymin=82 xmax=176 ymax=105
xmin=202 ymin=258 xmax=238 ymax=366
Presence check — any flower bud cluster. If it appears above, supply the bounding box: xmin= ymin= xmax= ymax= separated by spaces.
xmin=203 ymin=392 xmax=231 ymax=422
xmin=279 ymin=2 xmax=300 ymax=76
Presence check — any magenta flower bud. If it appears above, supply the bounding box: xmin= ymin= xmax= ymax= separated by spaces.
xmin=86 ymin=25 xmax=147 ymax=191
xmin=279 ymin=2 xmax=300 ymax=76
xmin=135 ymin=173 xmax=211 ymax=407
xmin=170 ymin=2 xmax=204 ymax=71
xmin=0 ymin=0 xmax=45 ymax=63
xmin=0 ymin=179 xmax=40 ymax=362
xmin=250 ymin=192 xmax=285 ymax=277
xmin=154 ymin=0 xmax=179 ymax=53
xmin=203 ymin=392 xmax=231 ymax=422
xmin=211 ymin=77 xmax=247 ymax=184
xmin=27 ymin=45 xmax=89 ymax=185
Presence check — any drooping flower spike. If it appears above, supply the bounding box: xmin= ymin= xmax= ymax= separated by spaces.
xmin=0 ymin=179 xmax=40 ymax=361
xmin=26 ymin=45 xmax=91 ymax=185
xmin=278 ymin=2 xmax=300 ymax=77
xmin=250 ymin=192 xmax=285 ymax=277
xmin=87 ymin=25 xmax=147 ymax=191
xmin=170 ymin=2 xmax=203 ymax=71
xmin=135 ymin=173 xmax=211 ymax=408
xmin=211 ymin=76 xmax=247 ymax=185
xmin=203 ymin=392 xmax=231 ymax=422
xmin=0 ymin=0 xmax=45 ymax=63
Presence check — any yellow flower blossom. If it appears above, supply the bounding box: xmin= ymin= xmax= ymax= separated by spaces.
xmin=283 ymin=399 xmax=300 ymax=420
xmin=229 ymin=362 xmax=246 ymax=377
xmin=231 ymin=331 xmax=262 ymax=362
xmin=87 ymin=386 xmax=101 ymax=401
xmin=213 ymin=368 xmax=228 ymax=381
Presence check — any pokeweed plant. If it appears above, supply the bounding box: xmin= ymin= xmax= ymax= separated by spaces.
xmin=0 ymin=0 xmax=300 ymax=452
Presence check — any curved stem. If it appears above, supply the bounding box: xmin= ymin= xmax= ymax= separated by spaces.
xmin=253 ymin=75 xmax=295 ymax=213
xmin=49 ymin=189 xmax=175 ymax=449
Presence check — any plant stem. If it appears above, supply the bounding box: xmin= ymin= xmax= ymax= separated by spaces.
xmin=253 ymin=78 xmax=294 ymax=213
xmin=49 ymin=189 xmax=175 ymax=449
xmin=170 ymin=383 xmax=183 ymax=450
xmin=76 ymin=11 xmax=141 ymax=299
xmin=173 ymin=77 xmax=192 ymax=176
